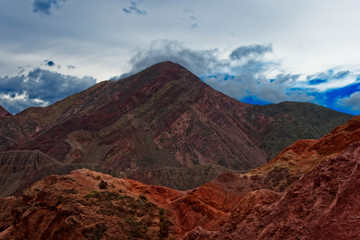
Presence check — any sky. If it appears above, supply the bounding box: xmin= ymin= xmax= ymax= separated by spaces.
xmin=0 ymin=0 xmax=360 ymax=115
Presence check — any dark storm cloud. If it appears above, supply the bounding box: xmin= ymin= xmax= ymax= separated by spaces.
xmin=230 ymin=44 xmax=272 ymax=60
xmin=32 ymin=0 xmax=68 ymax=15
xmin=0 ymin=68 xmax=96 ymax=114
xmin=45 ymin=60 xmax=55 ymax=67
xmin=123 ymin=1 xmax=147 ymax=16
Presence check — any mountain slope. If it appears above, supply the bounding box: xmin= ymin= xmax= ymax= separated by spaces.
xmin=186 ymin=141 xmax=360 ymax=240
xmin=0 ymin=61 xmax=353 ymax=192
xmin=1 ymin=62 xmax=267 ymax=171
xmin=245 ymin=101 xmax=353 ymax=159
xmin=0 ymin=106 xmax=11 ymax=119
xmin=185 ymin=114 xmax=360 ymax=239
xmin=204 ymin=114 xmax=360 ymax=198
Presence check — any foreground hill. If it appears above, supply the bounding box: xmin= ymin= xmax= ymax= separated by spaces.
xmin=0 ymin=62 xmax=352 ymax=194
xmin=185 ymin=115 xmax=360 ymax=239
xmin=0 ymin=168 xmax=240 ymax=239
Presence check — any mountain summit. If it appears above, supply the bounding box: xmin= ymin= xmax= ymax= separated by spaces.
xmin=0 ymin=62 xmax=353 ymax=193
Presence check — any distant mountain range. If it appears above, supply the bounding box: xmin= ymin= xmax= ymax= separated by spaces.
xmin=0 ymin=61 xmax=352 ymax=196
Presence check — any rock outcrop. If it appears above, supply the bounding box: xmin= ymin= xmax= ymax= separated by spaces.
xmin=185 ymin=115 xmax=360 ymax=239
xmin=0 ymin=169 xmax=240 ymax=239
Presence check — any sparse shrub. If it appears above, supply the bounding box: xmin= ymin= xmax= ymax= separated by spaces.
xmin=139 ymin=194 xmax=147 ymax=201
xmin=84 ymin=190 xmax=101 ymax=199
xmin=158 ymin=208 xmax=169 ymax=239
xmin=159 ymin=208 xmax=164 ymax=216
xmin=63 ymin=188 xmax=79 ymax=194
xmin=105 ymin=191 xmax=121 ymax=200
xmin=96 ymin=175 xmax=101 ymax=180
xmin=99 ymin=180 xmax=108 ymax=189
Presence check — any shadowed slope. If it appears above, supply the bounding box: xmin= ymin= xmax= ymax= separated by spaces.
xmin=185 ymin=115 xmax=360 ymax=239
xmin=186 ymin=141 xmax=360 ymax=240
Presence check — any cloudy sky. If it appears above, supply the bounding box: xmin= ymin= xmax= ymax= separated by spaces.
xmin=1 ymin=0 xmax=360 ymax=115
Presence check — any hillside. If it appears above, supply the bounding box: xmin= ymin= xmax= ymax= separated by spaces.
xmin=185 ymin=114 xmax=360 ymax=239
xmin=0 ymin=62 xmax=352 ymax=192
xmin=1 ymin=115 xmax=360 ymax=239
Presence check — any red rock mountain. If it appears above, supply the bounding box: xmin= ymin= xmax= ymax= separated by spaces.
xmin=0 ymin=169 xmax=240 ymax=239
xmin=185 ymin=115 xmax=360 ymax=239
xmin=0 ymin=62 xmax=352 ymax=195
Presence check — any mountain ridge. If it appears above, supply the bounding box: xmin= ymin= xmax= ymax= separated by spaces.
xmin=0 ymin=61 xmax=353 ymax=192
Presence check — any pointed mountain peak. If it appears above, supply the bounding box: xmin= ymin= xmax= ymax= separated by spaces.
xmin=138 ymin=61 xmax=188 ymax=73
xmin=125 ymin=61 xmax=206 ymax=90
xmin=0 ymin=105 xmax=11 ymax=118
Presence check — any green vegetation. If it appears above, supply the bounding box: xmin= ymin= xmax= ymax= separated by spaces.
xmin=125 ymin=216 xmax=149 ymax=238
xmin=84 ymin=190 xmax=101 ymax=199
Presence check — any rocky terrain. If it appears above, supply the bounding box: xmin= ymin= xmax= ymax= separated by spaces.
xmin=1 ymin=115 xmax=359 ymax=239
xmin=0 ymin=168 xmax=241 ymax=239
xmin=0 ymin=62 xmax=352 ymax=192
xmin=185 ymin=115 xmax=360 ymax=239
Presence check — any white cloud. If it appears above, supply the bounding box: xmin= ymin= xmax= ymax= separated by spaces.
xmin=337 ymin=92 xmax=360 ymax=113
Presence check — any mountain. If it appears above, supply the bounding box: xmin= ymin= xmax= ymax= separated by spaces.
xmin=185 ymin=114 xmax=360 ymax=239
xmin=0 ymin=61 xmax=352 ymax=193
xmin=210 ymin=113 xmax=360 ymax=197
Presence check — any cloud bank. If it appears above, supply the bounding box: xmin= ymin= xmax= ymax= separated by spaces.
xmin=0 ymin=68 xmax=96 ymax=114
xmin=120 ymin=40 xmax=360 ymax=115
